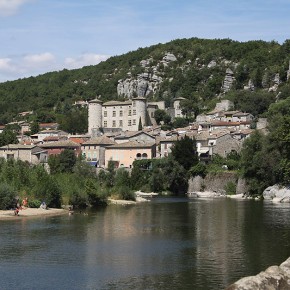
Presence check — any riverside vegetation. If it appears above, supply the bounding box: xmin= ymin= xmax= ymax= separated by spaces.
xmin=1 ymin=37 xmax=290 ymax=207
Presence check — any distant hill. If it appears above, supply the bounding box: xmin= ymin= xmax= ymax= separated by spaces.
xmin=0 ymin=37 xmax=289 ymax=126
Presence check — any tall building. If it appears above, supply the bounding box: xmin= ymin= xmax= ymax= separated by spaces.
xmin=88 ymin=97 xmax=152 ymax=134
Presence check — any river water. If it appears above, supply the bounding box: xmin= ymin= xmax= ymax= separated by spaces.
xmin=1 ymin=197 xmax=290 ymax=290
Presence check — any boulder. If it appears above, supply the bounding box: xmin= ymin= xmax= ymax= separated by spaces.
xmin=226 ymin=257 xmax=290 ymax=290
xmin=263 ymin=185 xmax=290 ymax=203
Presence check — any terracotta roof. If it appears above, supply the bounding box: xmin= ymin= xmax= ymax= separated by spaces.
xmin=0 ymin=144 xmax=36 ymax=150
xmin=103 ymin=100 xmax=131 ymax=106
xmin=83 ymin=136 xmax=115 ymax=145
xmin=43 ymin=136 xmax=60 ymax=142
xmin=106 ymin=141 xmax=155 ymax=149
xmin=223 ymin=111 xmax=240 ymax=115
xmin=233 ymin=112 xmax=252 ymax=117
xmin=88 ymin=98 xmax=103 ymax=104
xmin=211 ymin=121 xmax=251 ymax=126
xmin=39 ymin=140 xmax=80 ymax=148
xmin=114 ymin=131 xmax=155 ymax=139
xmin=159 ymin=136 xmax=180 ymax=142
xmin=69 ymin=137 xmax=86 ymax=144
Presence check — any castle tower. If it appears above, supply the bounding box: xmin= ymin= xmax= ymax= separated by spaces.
xmin=88 ymin=98 xmax=103 ymax=135
xmin=133 ymin=96 xmax=147 ymax=130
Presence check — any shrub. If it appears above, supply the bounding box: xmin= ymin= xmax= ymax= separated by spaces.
xmin=225 ymin=181 xmax=237 ymax=195
xmin=0 ymin=183 xmax=17 ymax=210
xmin=28 ymin=199 xmax=42 ymax=208
xmin=69 ymin=192 xmax=87 ymax=209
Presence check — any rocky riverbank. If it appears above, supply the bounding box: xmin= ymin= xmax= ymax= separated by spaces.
xmin=226 ymin=257 xmax=290 ymax=289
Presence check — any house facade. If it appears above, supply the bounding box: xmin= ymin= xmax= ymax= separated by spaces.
xmin=105 ymin=141 xmax=156 ymax=168
xmin=0 ymin=144 xmax=48 ymax=164
xmin=82 ymin=136 xmax=115 ymax=167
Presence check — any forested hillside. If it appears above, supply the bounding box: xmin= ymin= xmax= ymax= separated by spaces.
xmin=0 ymin=37 xmax=290 ymax=127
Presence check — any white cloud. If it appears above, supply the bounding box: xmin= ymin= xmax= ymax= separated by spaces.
xmin=0 ymin=0 xmax=31 ymax=16
xmin=23 ymin=52 xmax=55 ymax=67
xmin=0 ymin=58 xmax=13 ymax=71
xmin=64 ymin=53 xmax=110 ymax=69
xmin=0 ymin=52 xmax=111 ymax=82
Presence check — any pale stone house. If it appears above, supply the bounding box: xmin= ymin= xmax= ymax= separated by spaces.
xmin=82 ymin=136 xmax=115 ymax=167
xmin=105 ymin=141 xmax=156 ymax=168
xmin=0 ymin=144 xmax=48 ymax=164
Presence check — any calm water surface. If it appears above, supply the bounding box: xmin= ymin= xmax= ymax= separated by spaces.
xmin=1 ymin=197 xmax=290 ymax=290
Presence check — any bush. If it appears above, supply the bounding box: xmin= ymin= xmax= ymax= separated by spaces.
xmin=69 ymin=192 xmax=87 ymax=209
xmin=28 ymin=199 xmax=42 ymax=208
xmin=225 ymin=181 xmax=237 ymax=195
xmin=0 ymin=183 xmax=17 ymax=210
xmin=115 ymin=186 xmax=135 ymax=201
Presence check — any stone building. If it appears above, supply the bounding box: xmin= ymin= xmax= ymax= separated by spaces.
xmin=0 ymin=144 xmax=48 ymax=164
xmin=88 ymin=97 xmax=150 ymax=134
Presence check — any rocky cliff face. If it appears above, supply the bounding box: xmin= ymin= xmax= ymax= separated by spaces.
xmin=117 ymin=53 xmax=176 ymax=98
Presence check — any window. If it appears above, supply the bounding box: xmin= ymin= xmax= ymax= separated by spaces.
xmin=104 ymin=121 xmax=107 ymax=127
xmin=104 ymin=111 xmax=107 ymax=117
xmin=120 ymin=110 xmax=123 ymax=117
xmin=136 ymin=153 xmax=141 ymax=159
xmin=142 ymin=153 xmax=148 ymax=159
xmin=133 ymin=101 xmax=136 ymax=107
xmin=112 ymin=120 xmax=116 ymax=127
xmin=128 ymin=110 xmax=132 ymax=116
xmin=133 ymin=109 xmax=136 ymax=115
xmin=119 ymin=120 xmax=123 ymax=127
xmin=132 ymin=119 xmax=136 ymax=125
xmin=128 ymin=120 xmax=132 ymax=126
xmin=113 ymin=111 xmax=116 ymax=117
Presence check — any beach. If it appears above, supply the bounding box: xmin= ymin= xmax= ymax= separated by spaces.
xmin=0 ymin=207 xmax=67 ymax=220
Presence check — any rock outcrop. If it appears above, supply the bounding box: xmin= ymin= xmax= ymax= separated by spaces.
xmin=222 ymin=68 xmax=235 ymax=93
xmin=117 ymin=53 xmax=176 ymax=98
xmin=263 ymin=185 xmax=290 ymax=203
xmin=226 ymin=257 xmax=290 ymax=290
xmin=268 ymin=73 xmax=280 ymax=92
xmin=117 ymin=72 xmax=163 ymax=98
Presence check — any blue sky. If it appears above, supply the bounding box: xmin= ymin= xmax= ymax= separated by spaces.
xmin=1 ymin=0 xmax=290 ymax=82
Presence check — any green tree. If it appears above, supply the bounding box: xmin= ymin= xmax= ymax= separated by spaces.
xmin=171 ymin=136 xmax=198 ymax=170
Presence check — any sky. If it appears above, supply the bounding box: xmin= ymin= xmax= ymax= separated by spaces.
xmin=1 ymin=0 xmax=290 ymax=83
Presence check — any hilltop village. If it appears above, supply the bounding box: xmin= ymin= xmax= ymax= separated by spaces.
xmin=0 ymin=97 xmax=266 ymax=169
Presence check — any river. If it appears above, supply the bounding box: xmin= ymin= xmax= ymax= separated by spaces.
xmin=1 ymin=197 xmax=290 ymax=290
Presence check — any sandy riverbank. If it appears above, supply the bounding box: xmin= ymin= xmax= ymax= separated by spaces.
xmin=0 ymin=207 xmax=67 ymax=220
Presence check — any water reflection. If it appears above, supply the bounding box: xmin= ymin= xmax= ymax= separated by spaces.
xmin=0 ymin=198 xmax=290 ymax=290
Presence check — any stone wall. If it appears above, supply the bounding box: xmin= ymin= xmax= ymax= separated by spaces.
xmin=188 ymin=172 xmax=248 ymax=194
xmin=226 ymin=257 xmax=290 ymax=290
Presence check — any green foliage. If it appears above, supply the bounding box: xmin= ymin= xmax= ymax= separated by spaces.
xmin=225 ymin=181 xmax=237 ymax=195
xmin=154 ymin=109 xmax=171 ymax=125
xmin=0 ymin=129 xmax=19 ymax=147
xmin=0 ymin=183 xmax=16 ymax=210
xmin=190 ymin=162 xmax=207 ymax=178
xmin=172 ymin=117 xmax=189 ymax=128
xmin=28 ymin=199 xmax=42 ymax=208
xmin=171 ymin=136 xmax=198 ymax=170
xmin=48 ymin=149 xmax=77 ymax=174
xmin=240 ymin=131 xmax=280 ymax=194
xmin=226 ymin=90 xmax=275 ymax=116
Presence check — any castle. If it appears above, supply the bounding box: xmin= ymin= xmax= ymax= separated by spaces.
xmin=88 ymin=96 xmax=185 ymax=135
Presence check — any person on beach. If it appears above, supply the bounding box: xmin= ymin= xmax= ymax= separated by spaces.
xmin=22 ymin=197 xmax=28 ymax=208
xmin=14 ymin=206 xmax=20 ymax=216
xmin=40 ymin=201 xmax=47 ymax=209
